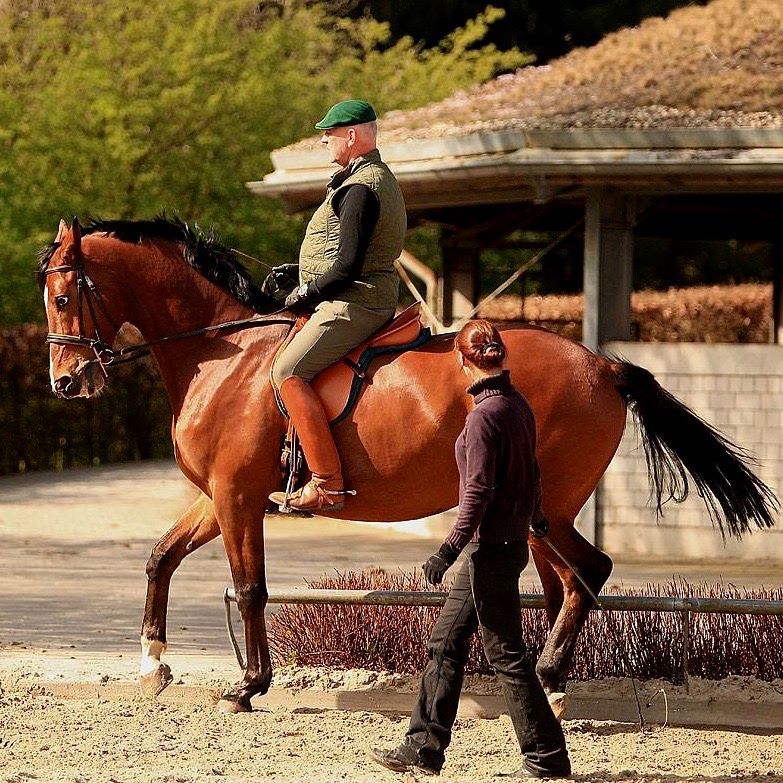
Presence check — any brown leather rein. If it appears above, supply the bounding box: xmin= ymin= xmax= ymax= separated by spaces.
xmin=43 ymin=257 xmax=295 ymax=377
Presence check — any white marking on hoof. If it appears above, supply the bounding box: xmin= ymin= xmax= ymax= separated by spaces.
xmin=217 ymin=698 xmax=252 ymax=714
xmin=139 ymin=638 xmax=172 ymax=696
xmin=140 ymin=638 xmax=166 ymax=675
xmin=548 ymin=691 xmax=567 ymax=721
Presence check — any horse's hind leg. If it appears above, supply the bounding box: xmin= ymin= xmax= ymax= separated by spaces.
xmin=140 ymin=493 xmax=219 ymax=696
xmin=530 ymin=521 xmax=613 ymax=718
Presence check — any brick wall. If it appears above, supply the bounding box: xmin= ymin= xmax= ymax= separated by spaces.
xmin=599 ymin=343 xmax=783 ymax=563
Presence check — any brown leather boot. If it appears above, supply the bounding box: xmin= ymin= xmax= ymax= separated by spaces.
xmin=269 ymin=376 xmax=347 ymax=512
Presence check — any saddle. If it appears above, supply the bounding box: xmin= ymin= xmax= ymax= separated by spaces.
xmin=271 ymin=302 xmax=432 ymax=424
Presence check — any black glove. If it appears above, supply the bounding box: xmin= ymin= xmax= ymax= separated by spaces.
xmin=284 ymin=282 xmax=315 ymax=310
xmin=531 ymin=516 xmax=549 ymax=539
xmin=422 ymin=542 xmax=459 ymax=586
xmin=261 ymin=264 xmax=299 ymax=303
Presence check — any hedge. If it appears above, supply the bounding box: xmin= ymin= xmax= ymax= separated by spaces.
xmin=0 ymin=325 xmax=171 ymax=474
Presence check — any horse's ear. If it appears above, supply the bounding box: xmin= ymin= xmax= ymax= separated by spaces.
xmin=54 ymin=219 xmax=68 ymax=243
xmin=62 ymin=216 xmax=82 ymax=261
xmin=71 ymin=217 xmax=81 ymax=250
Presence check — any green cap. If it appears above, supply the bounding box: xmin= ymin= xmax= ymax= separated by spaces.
xmin=315 ymin=99 xmax=377 ymax=130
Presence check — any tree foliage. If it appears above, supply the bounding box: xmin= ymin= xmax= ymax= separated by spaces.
xmin=345 ymin=1 xmax=710 ymax=62
xmin=0 ymin=0 xmax=525 ymax=324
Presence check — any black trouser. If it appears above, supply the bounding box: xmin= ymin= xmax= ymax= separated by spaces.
xmin=404 ymin=541 xmax=570 ymax=775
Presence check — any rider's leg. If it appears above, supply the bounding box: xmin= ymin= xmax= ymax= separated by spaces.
xmin=270 ymin=300 xmax=393 ymax=512
xmin=277 ymin=375 xmax=344 ymax=510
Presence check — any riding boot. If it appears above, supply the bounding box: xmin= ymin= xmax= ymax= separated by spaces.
xmin=269 ymin=376 xmax=346 ymax=512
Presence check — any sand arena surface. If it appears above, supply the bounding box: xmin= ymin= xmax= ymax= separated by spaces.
xmin=1 ymin=463 xmax=782 ymax=782
xmin=1 ymin=654 xmax=783 ymax=783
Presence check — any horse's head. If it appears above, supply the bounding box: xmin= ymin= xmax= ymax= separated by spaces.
xmin=41 ymin=218 xmax=123 ymax=399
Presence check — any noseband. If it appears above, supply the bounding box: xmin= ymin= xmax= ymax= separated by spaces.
xmin=44 ymin=256 xmax=120 ymax=377
xmin=44 ymin=253 xmax=295 ymax=377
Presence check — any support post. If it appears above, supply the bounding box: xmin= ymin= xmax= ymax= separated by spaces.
xmin=583 ymin=189 xmax=636 ymax=351
xmin=582 ymin=189 xmax=635 ymax=545
xmin=441 ymin=236 xmax=480 ymax=326
xmin=772 ymin=237 xmax=783 ymax=344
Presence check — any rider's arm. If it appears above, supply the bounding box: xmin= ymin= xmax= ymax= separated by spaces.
xmin=307 ymin=184 xmax=380 ymax=300
xmin=443 ymin=410 xmax=499 ymax=553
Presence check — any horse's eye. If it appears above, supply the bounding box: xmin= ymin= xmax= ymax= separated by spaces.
xmin=55 ymin=295 xmax=70 ymax=310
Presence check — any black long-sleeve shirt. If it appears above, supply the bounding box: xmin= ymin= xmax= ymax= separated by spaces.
xmin=308 ymin=184 xmax=380 ymax=300
xmin=445 ymin=370 xmax=543 ymax=553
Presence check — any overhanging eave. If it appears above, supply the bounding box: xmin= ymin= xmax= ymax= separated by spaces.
xmin=247 ymin=128 xmax=783 ymax=213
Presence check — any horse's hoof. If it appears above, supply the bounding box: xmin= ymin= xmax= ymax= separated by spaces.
xmin=548 ymin=691 xmax=567 ymax=721
xmin=216 ymin=695 xmax=252 ymax=714
xmin=139 ymin=663 xmax=173 ymax=698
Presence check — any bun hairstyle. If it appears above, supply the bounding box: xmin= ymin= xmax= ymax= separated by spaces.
xmin=455 ymin=319 xmax=507 ymax=371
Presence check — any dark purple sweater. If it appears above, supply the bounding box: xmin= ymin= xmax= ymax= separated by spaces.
xmin=445 ymin=370 xmax=542 ymax=553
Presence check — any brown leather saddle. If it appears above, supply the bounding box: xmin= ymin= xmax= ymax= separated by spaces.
xmin=271 ymin=302 xmax=431 ymax=423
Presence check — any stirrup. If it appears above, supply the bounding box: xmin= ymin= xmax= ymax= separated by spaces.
xmin=273 ymin=479 xmax=356 ymax=513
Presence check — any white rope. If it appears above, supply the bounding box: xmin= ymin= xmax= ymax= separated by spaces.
xmin=394 ymin=260 xmax=446 ymax=334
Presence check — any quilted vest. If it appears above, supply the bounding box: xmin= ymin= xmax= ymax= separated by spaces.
xmin=298 ymin=150 xmax=406 ymax=310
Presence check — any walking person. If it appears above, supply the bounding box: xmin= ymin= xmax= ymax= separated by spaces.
xmin=371 ymin=319 xmax=571 ymax=779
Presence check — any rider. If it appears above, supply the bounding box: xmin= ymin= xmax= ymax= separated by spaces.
xmin=267 ymin=99 xmax=407 ymax=512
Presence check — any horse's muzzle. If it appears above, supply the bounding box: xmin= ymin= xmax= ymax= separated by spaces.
xmin=53 ymin=374 xmax=81 ymax=399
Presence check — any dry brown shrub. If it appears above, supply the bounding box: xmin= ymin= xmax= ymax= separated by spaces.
xmin=267 ymin=570 xmax=783 ymax=682
xmin=478 ymin=284 xmax=771 ymax=343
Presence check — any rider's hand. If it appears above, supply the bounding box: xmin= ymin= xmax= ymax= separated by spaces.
xmin=422 ymin=542 xmax=459 ymax=586
xmin=530 ymin=516 xmax=549 ymax=539
xmin=284 ymin=283 xmax=314 ymax=310
xmin=261 ymin=264 xmax=299 ymax=301
xmin=272 ymin=263 xmax=299 ymax=278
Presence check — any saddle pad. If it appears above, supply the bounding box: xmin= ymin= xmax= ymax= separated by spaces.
xmin=271 ymin=303 xmax=430 ymax=423
xmin=315 ymin=327 xmax=432 ymax=423
xmin=272 ymin=327 xmax=432 ymax=424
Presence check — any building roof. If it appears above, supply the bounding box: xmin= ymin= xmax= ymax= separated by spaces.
xmin=250 ymin=0 xmax=783 ymax=211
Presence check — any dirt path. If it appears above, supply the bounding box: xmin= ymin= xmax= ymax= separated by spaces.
xmin=1 ymin=654 xmax=782 ymax=783
xmin=1 ymin=463 xmax=783 ymax=782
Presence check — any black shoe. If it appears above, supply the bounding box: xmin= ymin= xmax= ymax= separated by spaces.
xmin=497 ymin=761 xmax=571 ymax=779
xmin=370 ymin=746 xmax=440 ymax=776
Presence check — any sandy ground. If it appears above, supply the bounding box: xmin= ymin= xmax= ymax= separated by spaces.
xmin=1 ymin=653 xmax=782 ymax=783
xmin=1 ymin=463 xmax=782 ymax=782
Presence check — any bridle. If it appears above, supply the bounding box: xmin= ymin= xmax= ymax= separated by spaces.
xmin=44 ymin=251 xmax=295 ymax=378
xmin=45 ymin=254 xmax=123 ymax=377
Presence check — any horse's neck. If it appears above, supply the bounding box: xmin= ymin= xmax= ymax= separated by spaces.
xmin=97 ymin=237 xmax=274 ymax=411
xmin=122 ymin=246 xmax=251 ymax=339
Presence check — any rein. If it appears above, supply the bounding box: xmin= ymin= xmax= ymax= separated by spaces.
xmin=44 ymin=257 xmax=294 ymax=375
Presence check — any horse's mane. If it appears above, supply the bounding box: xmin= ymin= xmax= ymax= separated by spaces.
xmin=37 ymin=216 xmax=277 ymax=314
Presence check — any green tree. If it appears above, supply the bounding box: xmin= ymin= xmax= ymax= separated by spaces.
xmin=0 ymin=0 xmax=525 ymax=324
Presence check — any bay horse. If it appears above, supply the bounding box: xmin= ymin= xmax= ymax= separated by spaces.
xmin=40 ymin=217 xmax=776 ymax=714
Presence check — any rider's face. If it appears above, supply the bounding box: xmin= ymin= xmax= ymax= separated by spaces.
xmin=321 ymin=127 xmax=355 ymax=167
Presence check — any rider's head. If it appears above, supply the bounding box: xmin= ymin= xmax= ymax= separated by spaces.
xmin=455 ymin=319 xmax=507 ymax=378
xmin=316 ymin=100 xmax=378 ymax=168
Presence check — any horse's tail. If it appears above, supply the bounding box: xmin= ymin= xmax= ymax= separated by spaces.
xmin=609 ymin=358 xmax=778 ymax=540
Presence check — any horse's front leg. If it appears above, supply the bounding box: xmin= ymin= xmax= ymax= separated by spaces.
xmin=213 ymin=488 xmax=273 ymax=714
xmin=140 ymin=493 xmax=219 ymax=696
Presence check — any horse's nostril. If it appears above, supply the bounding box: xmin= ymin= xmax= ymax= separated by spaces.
xmin=54 ymin=375 xmax=76 ymax=396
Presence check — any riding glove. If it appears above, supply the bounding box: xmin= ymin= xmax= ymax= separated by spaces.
xmin=261 ymin=263 xmax=299 ymax=303
xmin=284 ymin=282 xmax=315 ymax=309
xmin=531 ymin=516 xmax=550 ymax=538
xmin=422 ymin=542 xmax=459 ymax=586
